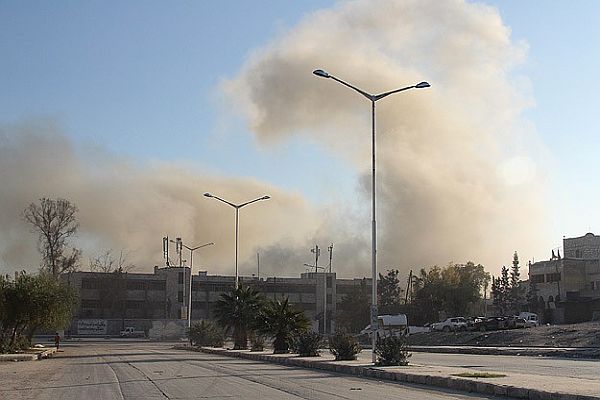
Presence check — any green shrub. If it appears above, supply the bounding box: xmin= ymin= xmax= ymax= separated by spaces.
xmin=328 ymin=332 xmax=361 ymax=361
xmin=250 ymin=333 xmax=265 ymax=351
xmin=294 ymin=331 xmax=321 ymax=357
xmin=188 ymin=320 xmax=224 ymax=347
xmin=375 ymin=335 xmax=411 ymax=366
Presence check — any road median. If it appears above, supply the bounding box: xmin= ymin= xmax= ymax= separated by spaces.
xmin=175 ymin=345 xmax=600 ymax=400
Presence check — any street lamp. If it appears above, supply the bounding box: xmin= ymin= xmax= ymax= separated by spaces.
xmin=183 ymin=242 xmax=214 ymax=328
xmin=203 ymin=192 xmax=270 ymax=288
xmin=313 ymin=68 xmax=429 ymax=363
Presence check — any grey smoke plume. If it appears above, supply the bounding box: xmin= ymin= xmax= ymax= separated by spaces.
xmin=223 ymin=0 xmax=550 ymax=275
xmin=0 ymin=121 xmax=323 ymax=277
xmin=1 ymin=0 xmax=550 ymax=280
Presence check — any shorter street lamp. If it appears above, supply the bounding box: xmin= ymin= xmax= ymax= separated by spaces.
xmin=203 ymin=192 xmax=270 ymax=288
xmin=183 ymin=242 xmax=214 ymax=328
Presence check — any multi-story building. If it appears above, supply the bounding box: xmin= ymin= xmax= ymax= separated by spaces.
xmin=529 ymin=233 xmax=600 ymax=323
xmin=63 ymin=267 xmax=372 ymax=337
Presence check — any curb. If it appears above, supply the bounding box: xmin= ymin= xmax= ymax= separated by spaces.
xmin=0 ymin=347 xmax=57 ymax=363
xmin=182 ymin=347 xmax=598 ymax=400
xmin=408 ymin=346 xmax=600 ymax=359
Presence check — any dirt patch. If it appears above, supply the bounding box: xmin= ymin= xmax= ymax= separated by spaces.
xmin=409 ymin=321 xmax=600 ymax=348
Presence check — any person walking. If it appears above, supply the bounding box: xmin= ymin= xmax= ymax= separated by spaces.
xmin=54 ymin=332 xmax=60 ymax=350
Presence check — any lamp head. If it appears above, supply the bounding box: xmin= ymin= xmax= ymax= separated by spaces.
xmin=313 ymin=69 xmax=330 ymax=78
xmin=415 ymin=81 xmax=430 ymax=89
xmin=203 ymin=192 xmax=212 ymax=198
xmin=261 ymin=195 xmax=271 ymax=200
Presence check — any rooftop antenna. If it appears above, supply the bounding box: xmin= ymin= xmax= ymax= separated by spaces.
xmin=163 ymin=236 xmax=170 ymax=266
xmin=257 ymin=252 xmax=260 ymax=279
xmin=327 ymin=243 xmax=334 ymax=273
xmin=311 ymin=245 xmax=320 ymax=273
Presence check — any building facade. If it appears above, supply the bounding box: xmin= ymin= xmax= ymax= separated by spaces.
xmin=529 ymin=233 xmax=600 ymax=323
xmin=64 ymin=267 xmax=372 ymax=336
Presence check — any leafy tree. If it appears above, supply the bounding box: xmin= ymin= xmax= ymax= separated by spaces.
xmin=508 ymin=252 xmax=525 ymax=313
xmin=1 ymin=273 xmax=76 ymax=353
xmin=213 ymin=285 xmax=264 ymax=350
xmin=492 ymin=266 xmax=511 ymax=315
xmin=256 ymin=297 xmax=309 ymax=354
xmin=335 ymin=280 xmax=370 ymax=333
xmin=23 ymin=198 xmax=81 ymax=277
xmin=378 ymin=269 xmax=403 ymax=307
xmin=411 ymin=262 xmax=490 ymax=324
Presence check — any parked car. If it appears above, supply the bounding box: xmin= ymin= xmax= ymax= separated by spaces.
xmin=473 ymin=316 xmax=508 ymax=331
xmin=430 ymin=317 xmax=468 ymax=332
xmin=360 ymin=314 xmax=408 ymax=338
xmin=519 ymin=312 xmax=539 ymax=327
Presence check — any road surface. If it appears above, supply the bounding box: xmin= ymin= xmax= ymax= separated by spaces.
xmin=1 ymin=341 xmax=503 ymax=400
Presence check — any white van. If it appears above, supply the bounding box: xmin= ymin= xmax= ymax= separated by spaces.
xmin=518 ymin=312 xmax=539 ymax=327
xmin=360 ymin=314 xmax=408 ymax=338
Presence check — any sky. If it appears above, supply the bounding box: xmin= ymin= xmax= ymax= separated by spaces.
xmin=1 ymin=0 xmax=599 ymax=278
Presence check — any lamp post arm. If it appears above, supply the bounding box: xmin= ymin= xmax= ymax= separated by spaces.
xmin=329 ymin=75 xmax=374 ymax=101
xmin=238 ymin=196 xmax=269 ymax=209
xmin=209 ymin=195 xmax=238 ymax=209
xmin=373 ymin=85 xmax=416 ymax=101
xmin=183 ymin=242 xmax=215 ymax=252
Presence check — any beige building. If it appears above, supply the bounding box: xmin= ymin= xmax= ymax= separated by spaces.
xmin=529 ymin=233 xmax=600 ymax=323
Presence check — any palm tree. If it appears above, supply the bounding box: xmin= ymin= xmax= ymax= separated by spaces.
xmin=256 ymin=297 xmax=309 ymax=354
xmin=213 ymin=285 xmax=264 ymax=350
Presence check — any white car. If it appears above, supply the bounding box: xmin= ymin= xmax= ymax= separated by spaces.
xmin=430 ymin=317 xmax=468 ymax=332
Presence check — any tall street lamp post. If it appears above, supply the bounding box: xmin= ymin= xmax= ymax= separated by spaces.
xmin=203 ymin=193 xmax=270 ymax=288
xmin=183 ymin=241 xmax=214 ymax=328
xmin=313 ymin=68 xmax=429 ymax=363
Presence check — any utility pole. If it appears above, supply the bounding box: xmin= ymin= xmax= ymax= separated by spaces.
xmin=327 ymin=243 xmax=334 ymax=273
xmin=257 ymin=252 xmax=260 ymax=279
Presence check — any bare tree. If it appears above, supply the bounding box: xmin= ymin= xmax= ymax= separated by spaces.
xmin=89 ymin=250 xmax=135 ymax=273
xmin=23 ymin=198 xmax=81 ymax=278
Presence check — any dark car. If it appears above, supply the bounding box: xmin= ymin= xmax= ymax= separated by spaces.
xmin=473 ymin=316 xmax=508 ymax=331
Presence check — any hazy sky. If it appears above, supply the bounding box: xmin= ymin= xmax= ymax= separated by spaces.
xmin=1 ymin=1 xmax=599 ymax=277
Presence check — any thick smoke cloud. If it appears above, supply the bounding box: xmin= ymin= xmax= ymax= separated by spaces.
xmin=223 ymin=0 xmax=550 ymax=275
xmin=0 ymin=121 xmax=325 ymax=277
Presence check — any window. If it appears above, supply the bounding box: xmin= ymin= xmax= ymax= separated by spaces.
xmin=531 ymin=275 xmax=545 ymax=284
xmin=178 ymin=291 xmax=183 ymax=302
xmin=126 ymin=280 xmax=145 ymax=290
xmin=81 ymin=299 xmax=100 ymax=308
xmin=178 ymin=272 xmax=184 ymax=284
xmin=148 ymin=281 xmax=166 ymax=291
xmin=326 ymin=294 xmax=332 ymax=304
xmin=326 ymin=277 xmax=333 ymax=288
xmin=546 ymin=273 xmax=561 ymax=282
xmin=81 ymin=278 xmax=99 ymax=289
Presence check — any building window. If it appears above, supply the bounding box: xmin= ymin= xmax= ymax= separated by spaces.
xmin=148 ymin=281 xmax=166 ymax=291
xmin=81 ymin=278 xmax=99 ymax=289
xmin=326 ymin=277 xmax=332 ymax=288
xmin=546 ymin=273 xmax=561 ymax=282
xmin=178 ymin=291 xmax=183 ymax=302
xmin=126 ymin=280 xmax=145 ymax=290
xmin=530 ymin=274 xmax=545 ymax=284
xmin=178 ymin=272 xmax=184 ymax=284
xmin=575 ymin=249 xmax=582 ymax=258
xmin=326 ymin=294 xmax=332 ymax=304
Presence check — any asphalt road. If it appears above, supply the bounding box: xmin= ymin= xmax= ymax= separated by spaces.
xmin=0 ymin=342 xmax=503 ymax=400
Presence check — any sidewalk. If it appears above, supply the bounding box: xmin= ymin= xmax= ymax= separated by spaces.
xmin=179 ymin=346 xmax=600 ymax=400
xmin=0 ymin=347 xmax=57 ymax=362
